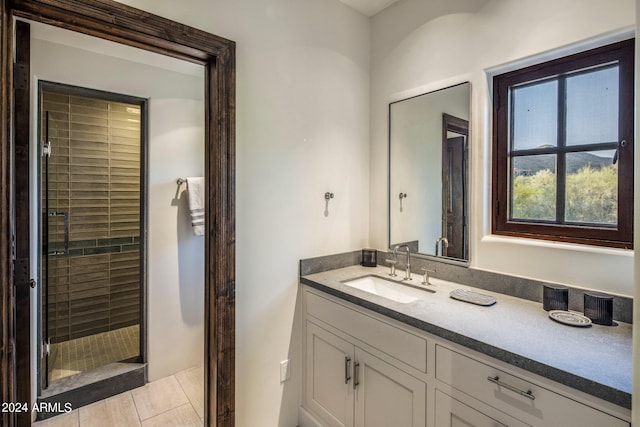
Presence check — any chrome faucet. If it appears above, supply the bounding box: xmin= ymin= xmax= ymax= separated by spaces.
xmin=393 ymin=244 xmax=412 ymax=280
xmin=435 ymin=237 xmax=449 ymax=257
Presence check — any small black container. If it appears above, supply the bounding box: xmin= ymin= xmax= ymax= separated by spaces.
xmin=361 ymin=249 xmax=377 ymax=267
xmin=543 ymin=285 xmax=569 ymax=311
xmin=584 ymin=293 xmax=614 ymax=326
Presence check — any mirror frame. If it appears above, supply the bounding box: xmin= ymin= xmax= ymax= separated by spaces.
xmin=0 ymin=1 xmax=236 ymax=426
xmin=387 ymin=82 xmax=471 ymax=266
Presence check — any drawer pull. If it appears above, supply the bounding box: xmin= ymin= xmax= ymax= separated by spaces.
xmin=354 ymin=362 xmax=360 ymax=389
xmin=345 ymin=357 xmax=351 ymax=384
xmin=487 ymin=376 xmax=535 ymax=400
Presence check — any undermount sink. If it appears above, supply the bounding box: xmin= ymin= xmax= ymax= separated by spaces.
xmin=342 ymin=275 xmax=432 ymax=304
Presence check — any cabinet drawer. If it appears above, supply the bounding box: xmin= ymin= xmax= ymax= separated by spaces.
xmin=435 ymin=389 xmax=529 ymax=427
xmin=305 ymin=291 xmax=427 ymax=372
xmin=435 ymin=345 xmax=629 ymax=427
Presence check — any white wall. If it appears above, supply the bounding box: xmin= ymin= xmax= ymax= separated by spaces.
xmin=29 ymin=24 xmax=206 ymax=399
xmin=371 ymin=0 xmax=635 ymax=296
xmin=113 ymin=1 xmax=370 ymax=426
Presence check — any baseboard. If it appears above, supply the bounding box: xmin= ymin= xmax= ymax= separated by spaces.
xmin=298 ymin=406 xmax=323 ymax=427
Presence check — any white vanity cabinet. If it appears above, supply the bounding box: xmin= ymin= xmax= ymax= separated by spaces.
xmin=305 ymin=321 xmax=426 ymax=427
xmin=300 ymin=286 xmax=631 ymax=427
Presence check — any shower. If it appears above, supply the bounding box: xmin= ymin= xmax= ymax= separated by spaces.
xmin=38 ymin=81 xmax=146 ymax=392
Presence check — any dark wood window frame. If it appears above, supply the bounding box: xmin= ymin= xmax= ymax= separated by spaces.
xmin=492 ymin=39 xmax=634 ymax=249
xmin=0 ymin=1 xmax=235 ymax=426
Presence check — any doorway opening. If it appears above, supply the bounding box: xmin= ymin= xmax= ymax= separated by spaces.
xmin=37 ymin=81 xmax=147 ymax=415
xmin=3 ymin=2 xmax=235 ymax=425
xmin=441 ymin=113 xmax=469 ymax=260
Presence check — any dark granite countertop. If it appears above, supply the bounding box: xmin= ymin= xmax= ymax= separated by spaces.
xmin=300 ymin=265 xmax=632 ymax=410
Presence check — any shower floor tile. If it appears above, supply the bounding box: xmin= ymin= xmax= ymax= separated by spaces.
xmin=50 ymin=325 xmax=140 ymax=381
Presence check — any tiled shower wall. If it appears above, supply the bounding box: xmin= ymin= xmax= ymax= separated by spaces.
xmin=42 ymin=89 xmax=142 ymax=343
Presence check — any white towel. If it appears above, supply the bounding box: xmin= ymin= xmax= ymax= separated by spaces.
xmin=186 ymin=177 xmax=205 ymax=236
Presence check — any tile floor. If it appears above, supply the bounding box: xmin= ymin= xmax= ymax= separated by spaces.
xmin=34 ymin=365 xmax=204 ymax=427
xmin=50 ymin=325 xmax=140 ymax=381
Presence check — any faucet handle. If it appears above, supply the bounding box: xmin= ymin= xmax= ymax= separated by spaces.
xmin=385 ymin=259 xmax=397 ymax=277
xmin=420 ymin=268 xmax=435 ymax=285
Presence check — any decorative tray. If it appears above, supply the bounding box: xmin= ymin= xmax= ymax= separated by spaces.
xmin=548 ymin=310 xmax=592 ymax=327
xmin=449 ymin=289 xmax=497 ymax=306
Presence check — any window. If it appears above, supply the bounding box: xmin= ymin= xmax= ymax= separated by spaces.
xmin=492 ymin=39 xmax=634 ymax=249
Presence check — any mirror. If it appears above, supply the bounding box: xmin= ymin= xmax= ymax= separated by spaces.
xmin=389 ymin=82 xmax=470 ymax=262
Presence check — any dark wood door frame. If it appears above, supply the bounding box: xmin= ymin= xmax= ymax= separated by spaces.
xmin=0 ymin=1 xmax=236 ymax=426
xmin=13 ymin=19 xmax=30 ymax=427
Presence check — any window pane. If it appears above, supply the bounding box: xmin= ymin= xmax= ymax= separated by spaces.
xmin=512 ymin=80 xmax=558 ymax=150
xmin=510 ymin=155 xmax=556 ymax=221
xmin=566 ymin=66 xmax=618 ymax=146
xmin=565 ymin=150 xmax=617 ymax=225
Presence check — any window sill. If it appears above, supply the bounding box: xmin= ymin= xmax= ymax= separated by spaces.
xmin=481 ymin=234 xmax=633 ymax=257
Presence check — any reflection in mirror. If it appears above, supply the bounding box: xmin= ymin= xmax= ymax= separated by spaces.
xmin=389 ymin=82 xmax=470 ymax=262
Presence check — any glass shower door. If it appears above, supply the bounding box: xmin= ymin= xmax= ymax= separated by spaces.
xmin=41 ymin=110 xmax=69 ymax=389
xmin=40 ymin=84 xmax=143 ymax=389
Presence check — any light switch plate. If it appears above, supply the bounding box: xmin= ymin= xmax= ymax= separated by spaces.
xmin=280 ymin=359 xmax=290 ymax=382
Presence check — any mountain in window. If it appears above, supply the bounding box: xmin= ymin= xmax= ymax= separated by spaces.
xmin=514 ymin=151 xmax=612 ymax=177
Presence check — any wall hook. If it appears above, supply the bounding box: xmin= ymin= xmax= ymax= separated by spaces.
xmin=324 ymin=192 xmax=334 ymax=217
xmin=399 ymin=192 xmax=407 ymax=212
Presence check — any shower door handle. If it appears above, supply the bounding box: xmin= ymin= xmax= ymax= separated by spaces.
xmin=48 ymin=211 xmax=69 ymax=255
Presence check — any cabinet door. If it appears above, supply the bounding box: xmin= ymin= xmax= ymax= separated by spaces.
xmin=305 ymin=321 xmax=354 ymax=427
xmin=435 ymin=390 xmax=529 ymax=427
xmin=354 ymin=348 xmax=426 ymax=427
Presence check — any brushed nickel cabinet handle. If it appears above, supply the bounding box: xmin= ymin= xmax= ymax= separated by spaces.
xmin=353 ymin=362 xmax=360 ymax=389
xmin=345 ymin=357 xmax=351 ymax=384
xmin=487 ymin=376 xmax=535 ymax=400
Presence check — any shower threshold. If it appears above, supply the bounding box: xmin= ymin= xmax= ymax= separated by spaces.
xmin=49 ymin=325 xmax=141 ymax=381
xmin=36 ymin=362 xmax=146 ymax=421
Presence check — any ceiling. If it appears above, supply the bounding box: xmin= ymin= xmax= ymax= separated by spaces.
xmin=338 ymin=0 xmax=402 ymax=16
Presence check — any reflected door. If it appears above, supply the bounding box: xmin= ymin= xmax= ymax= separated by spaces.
xmin=442 ymin=135 xmax=465 ymax=259
xmin=441 ymin=113 xmax=469 ymax=260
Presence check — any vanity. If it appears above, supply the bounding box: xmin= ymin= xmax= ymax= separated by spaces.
xmin=298 ymin=68 xmax=633 ymax=426
xmin=298 ymin=262 xmax=631 ymax=427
